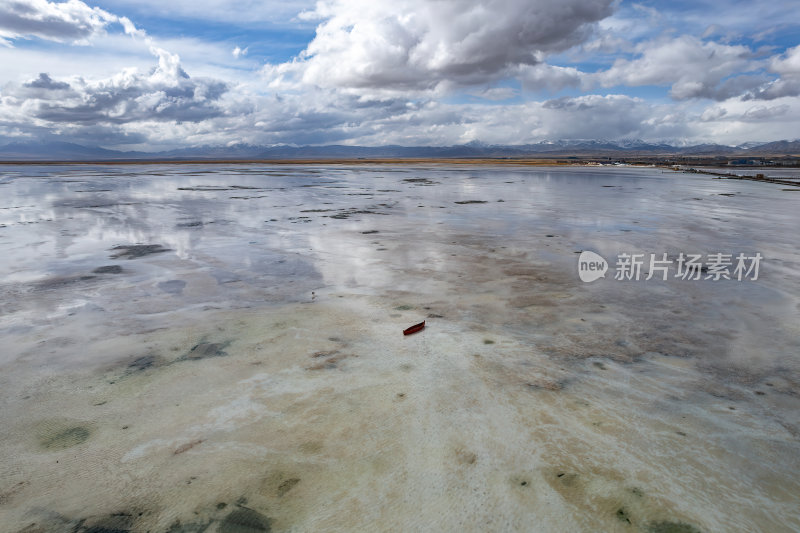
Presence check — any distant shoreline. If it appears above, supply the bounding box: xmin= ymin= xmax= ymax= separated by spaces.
xmin=3 ymin=157 xmax=796 ymax=188
xmin=1 ymin=157 xmax=798 ymax=168
xmin=0 ymin=158 xmax=574 ymax=166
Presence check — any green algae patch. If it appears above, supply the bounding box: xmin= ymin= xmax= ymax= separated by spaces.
xmin=220 ymin=507 xmax=272 ymax=533
xmin=648 ymin=521 xmax=704 ymax=533
xmin=36 ymin=422 xmax=91 ymax=450
xmin=181 ymin=341 xmax=231 ymax=361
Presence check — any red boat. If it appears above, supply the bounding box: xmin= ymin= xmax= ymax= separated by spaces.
xmin=403 ymin=320 xmax=425 ymax=335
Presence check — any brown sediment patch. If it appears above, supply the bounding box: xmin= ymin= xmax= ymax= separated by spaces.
xmin=174 ymin=439 xmax=204 ymax=455
xmin=504 ymin=266 xmax=548 ymax=278
xmin=473 ymin=355 xmax=572 ymax=395
xmin=694 ymin=356 xmax=800 ymax=391
xmin=454 ymin=447 xmax=477 ymax=465
xmin=311 ymin=350 xmax=338 ymax=358
xmin=306 ymin=353 xmax=348 ymax=370
xmin=545 ymin=467 xmax=640 ymax=524
xmin=298 ymin=441 xmax=323 ymax=454
xmin=525 ymin=378 xmax=563 ymax=391
xmin=0 ymin=481 xmax=28 ymax=505
xmin=537 ymin=311 xmax=722 ymax=363
xmin=540 ymin=464 xmax=708 ymax=532
xmin=451 ymin=243 xmax=738 ymax=369
xmin=110 ymin=244 xmax=170 ymax=259
xmin=508 ymin=293 xmax=559 ymax=308
xmin=276 ymin=478 xmax=301 ymax=497
xmin=260 ymin=471 xmax=296 ymax=496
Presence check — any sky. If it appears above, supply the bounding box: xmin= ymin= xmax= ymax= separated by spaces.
xmin=1 ymin=0 xmax=799 ymax=150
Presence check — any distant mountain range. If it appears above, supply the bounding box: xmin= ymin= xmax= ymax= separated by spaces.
xmin=0 ymin=139 xmax=798 ymax=161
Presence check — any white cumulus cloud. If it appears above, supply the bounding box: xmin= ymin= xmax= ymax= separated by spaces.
xmin=1 ymin=46 xmax=228 ymax=134
xmin=593 ymin=35 xmax=762 ymax=100
xmin=0 ymin=0 xmax=141 ymax=45
xmin=743 ymin=44 xmax=800 ymax=100
xmin=269 ymin=0 xmax=614 ymax=92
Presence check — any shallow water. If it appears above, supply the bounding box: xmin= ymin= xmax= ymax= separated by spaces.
xmin=0 ymin=164 xmax=798 ymax=532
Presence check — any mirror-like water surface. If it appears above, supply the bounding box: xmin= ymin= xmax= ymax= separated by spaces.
xmin=0 ymin=164 xmax=798 ymax=532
